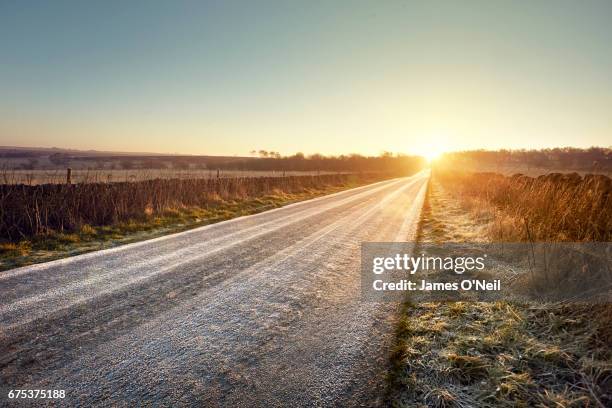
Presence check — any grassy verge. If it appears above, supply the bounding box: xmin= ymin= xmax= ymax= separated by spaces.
xmin=432 ymin=169 xmax=611 ymax=242
xmin=389 ymin=177 xmax=611 ymax=407
xmin=0 ymin=179 xmax=372 ymax=271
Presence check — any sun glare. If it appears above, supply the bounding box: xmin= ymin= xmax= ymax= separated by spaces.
xmin=423 ymin=150 xmax=442 ymax=163
xmin=416 ymin=145 xmax=445 ymax=163
xmin=413 ymin=135 xmax=449 ymax=163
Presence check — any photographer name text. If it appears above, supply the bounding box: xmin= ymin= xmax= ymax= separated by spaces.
xmin=372 ymin=279 xmax=501 ymax=292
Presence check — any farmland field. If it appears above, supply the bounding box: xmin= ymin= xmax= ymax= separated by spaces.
xmin=0 ymin=168 xmax=349 ymax=185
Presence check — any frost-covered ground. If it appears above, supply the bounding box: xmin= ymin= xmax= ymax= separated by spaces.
xmin=1 ymin=173 xmax=428 ymax=407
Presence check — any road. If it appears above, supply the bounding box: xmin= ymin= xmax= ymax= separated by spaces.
xmin=0 ymin=172 xmax=428 ymax=407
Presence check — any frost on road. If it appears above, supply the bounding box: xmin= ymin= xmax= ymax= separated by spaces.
xmin=0 ymin=172 xmax=428 ymax=407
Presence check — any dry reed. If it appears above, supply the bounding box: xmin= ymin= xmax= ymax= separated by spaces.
xmin=0 ymin=173 xmax=383 ymax=241
xmin=435 ymin=170 xmax=611 ymax=242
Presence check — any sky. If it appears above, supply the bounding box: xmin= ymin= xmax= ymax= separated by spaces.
xmin=1 ymin=0 xmax=611 ymax=157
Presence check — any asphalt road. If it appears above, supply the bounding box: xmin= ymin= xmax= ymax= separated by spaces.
xmin=0 ymin=172 xmax=428 ymax=407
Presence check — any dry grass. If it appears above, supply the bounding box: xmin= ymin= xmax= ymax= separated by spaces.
xmin=391 ymin=300 xmax=611 ymax=407
xmin=434 ymin=169 xmax=611 ymax=242
xmin=0 ymin=173 xmax=391 ymax=241
xmin=432 ymin=169 xmax=612 ymax=295
xmin=389 ymin=176 xmax=611 ymax=407
xmin=0 ymin=173 xmax=389 ymax=270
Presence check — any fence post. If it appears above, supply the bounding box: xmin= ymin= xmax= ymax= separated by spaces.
xmin=66 ymin=168 xmax=72 ymax=184
xmin=217 ymin=169 xmax=220 ymax=178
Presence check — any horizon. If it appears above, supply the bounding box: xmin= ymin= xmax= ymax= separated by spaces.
xmin=1 ymin=143 xmax=611 ymax=159
xmin=2 ymin=1 xmax=612 ymax=156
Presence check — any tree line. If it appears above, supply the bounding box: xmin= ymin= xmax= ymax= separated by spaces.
xmin=440 ymin=147 xmax=611 ymax=171
xmin=218 ymin=152 xmax=426 ymax=174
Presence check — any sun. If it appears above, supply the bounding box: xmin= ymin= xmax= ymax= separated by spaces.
xmin=412 ymin=135 xmax=449 ymax=163
xmin=423 ymin=149 xmax=443 ymax=163
xmin=417 ymin=146 xmax=445 ymax=163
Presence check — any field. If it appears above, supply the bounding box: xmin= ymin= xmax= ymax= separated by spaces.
xmin=390 ymin=170 xmax=611 ymax=407
xmin=0 ymin=147 xmax=425 ymax=184
xmin=447 ymin=163 xmax=612 ymax=178
xmin=437 ymin=148 xmax=612 ymax=177
xmin=0 ymin=168 xmax=347 ymax=185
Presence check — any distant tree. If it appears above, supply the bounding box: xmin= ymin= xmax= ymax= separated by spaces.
xmin=214 ymin=151 xmax=426 ymax=174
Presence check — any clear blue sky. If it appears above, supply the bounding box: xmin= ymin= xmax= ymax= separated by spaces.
xmin=1 ymin=0 xmax=611 ymax=156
